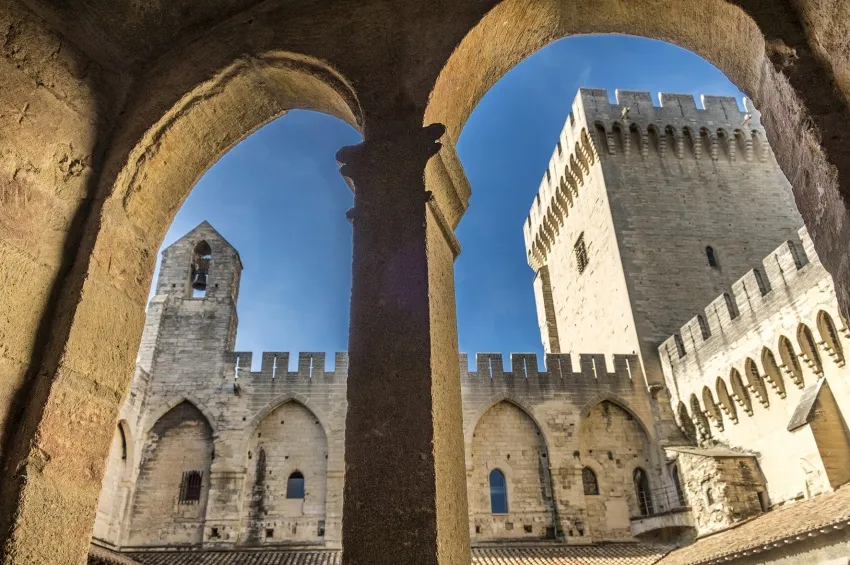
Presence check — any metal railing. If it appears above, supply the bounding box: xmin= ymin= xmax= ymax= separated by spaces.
xmin=635 ymin=485 xmax=688 ymax=518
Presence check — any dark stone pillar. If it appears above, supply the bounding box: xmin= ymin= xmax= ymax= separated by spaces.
xmin=338 ymin=122 xmax=470 ymax=565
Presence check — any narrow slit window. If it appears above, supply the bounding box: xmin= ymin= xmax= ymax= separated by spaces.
xmin=706 ymin=246 xmax=718 ymax=268
xmin=489 ymin=469 xmax=508 ymax=514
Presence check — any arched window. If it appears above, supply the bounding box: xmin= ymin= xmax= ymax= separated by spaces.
xmin=489 ymin=469 xmax=508 ymax=513
xmin=179 ymin=470 xmax=203 ymax=504
xmin=761 ymin=348 xmax=787 ymax=397
xmin=730 ymin=369 xmax=753 ymax=415
xmin=817 ymin=311 xmax=844 ymax=365
xmin=797 ymin=324 xmax=823 ymax=375
xmin=582 ymin=467 xmax=599 ymax=495
xmin=745 ymin=358 xmax=769 ymax=406
xmin=286 ymin=471 xmax=305 ymax=499
xmin=779 ymin=336 xmax=804 ymax=387
xmin=190 ymin=241 xmax=212 ymax=298
xmin=633 ymin=468 xmax=653 ymax=516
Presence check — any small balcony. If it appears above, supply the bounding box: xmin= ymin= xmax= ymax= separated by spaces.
xmin=630 ymin=486 xmax=695 ymax=542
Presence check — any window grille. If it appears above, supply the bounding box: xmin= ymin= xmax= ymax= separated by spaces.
xmin=574 ymin=234 xmax=589 ymax=273
xmin=179 ymin=470 xmax=202 ymax=504
xmin=582 ymin=467 xmax=599 ymax=495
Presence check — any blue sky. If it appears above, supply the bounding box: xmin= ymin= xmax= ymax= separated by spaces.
xmin=155 ymin=35 xmax=744 ymax=371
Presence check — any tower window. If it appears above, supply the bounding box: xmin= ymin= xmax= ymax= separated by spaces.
xmin=706 ymin=246 xmax=718 ymax=268
xmin=633 ymin=468 xmax=653 ymax=516
xmin=179 ymin=470 xmax=203 ymax=504
xmin=287 ymin=471 xmax=305 ymax=499
xmin=574 ymin=234 xmax=589 ymax=273
xmin=190 ymin=241 xmax=212 ymax=298
xmin=582 ymin=467 xmax=599 ymax=495
xmin=489 ymin=469 xmax=508 ymax=514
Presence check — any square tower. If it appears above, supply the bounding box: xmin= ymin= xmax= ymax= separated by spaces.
xmin=524 ymin=89 xmax=803 ymax=384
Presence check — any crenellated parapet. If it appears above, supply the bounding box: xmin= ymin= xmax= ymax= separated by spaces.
xmin=523 ymin=88 xmax=774 ymax=271
xmin=224 ymin=351 xmax=349 ymax=384
xmin=461 ymin=352 xmax=643 ymax=388
xmin=659 ymin=227 xmax=817 ymax=364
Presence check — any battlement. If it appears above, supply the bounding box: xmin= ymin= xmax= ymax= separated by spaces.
xmin=523 ymin=88 xmax=775 ymax=270
xmin=461 ymin=352 xmax=642 ymax=384
xmin=219 ymin=350 xmax=643 ymax=387
xmin=660 ymin=227 xmax=820 ymax=364
xmin=225 ymin=351 xmax=349 ymax=383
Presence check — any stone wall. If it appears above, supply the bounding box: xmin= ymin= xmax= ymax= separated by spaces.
xmin=524 ymin=88 xmax=804 ymax=389
xmin=671 ymin=450 xmax=766 ymax=537
xmin=93 ymin=222 xmax=680 ymax=548
xmin=660 ymin=226 xmax=850 ymax=507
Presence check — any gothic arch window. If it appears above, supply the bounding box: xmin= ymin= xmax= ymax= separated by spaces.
xmin=716 ymin=377 xmax=737 ymax=422
xmin=730 ymin=369 xmax=753 ymax=415
xmin=633 ymin=468 xmax=653 ymax=516
xmin=190 ymin=241 xmax=212 ymax=298
xmin=817 ymin=311 xmax=844 ymax=365
xmin=762 ymin=348 xmax=787 ymax=397
xmin=797 ymin=324 xmax=823 ymax=375
xmin=671 ymin=464 xmax=685 ymax=505
xmin=489 ymin=469 xmax=508 ymax=514
xmin=702 ymin=386 xmax=723 ymax=428
xmin=745 ymin=358 xmax=769 ymax=407
xmin=287 ymin=471 xmax=305 ymax=499
xmin=179 ymin=470 xmax=203 ymax=504
xmin=582 ymin=467 xmax=599 ymax=495
xmin=779 ymin=335 xmax=804 ymax=387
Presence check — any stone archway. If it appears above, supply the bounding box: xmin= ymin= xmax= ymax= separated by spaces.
xmin=2 ymin=2 xmax=850 ymax=564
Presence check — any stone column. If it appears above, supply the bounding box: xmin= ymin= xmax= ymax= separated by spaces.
xmin=338 ymin=122 xmax=470 ymax=565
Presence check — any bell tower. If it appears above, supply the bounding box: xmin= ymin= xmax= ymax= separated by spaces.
xmin=137 ymin=221 xmax=242 ymax=373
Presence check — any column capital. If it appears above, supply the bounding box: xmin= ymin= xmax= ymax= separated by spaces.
xmin=336 ymin=123 xmax=446 ymax=185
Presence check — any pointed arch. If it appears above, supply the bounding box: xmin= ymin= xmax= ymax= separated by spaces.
xmin=817 ymin=310 xmax=845 ymax=366
xmin=128 ymin=401 xmax=214 ymax=546
xmin=716 ymin=377 xmax=738 ymax=422
xmin=702 ymin=386 xmax=724 ymax=429
xmin=779 ymin=335 xmax=805 ymax=387
xmin=470 ymin=399 xmax=554 ymax=539
xmin=145 ymin=395 xmax=219 ymax=438
xmin=730 ymin=369 xmax=753 ymax=415
xmin=762 ymin=347 xmax=787 ymax=397
xmin=466 ymin=393 xmax=549 ymax=450
xmin=745 ymin=358 xmax=769 ymax=406
xmin=676 ymin=401 xmax=698 ymax=443
xmin=690 ymin=394 xmax=711 ymax=440
xmin=797 ymin=323 xmax=824 ymax=375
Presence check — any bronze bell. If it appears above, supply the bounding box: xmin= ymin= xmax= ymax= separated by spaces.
xmin=191 ymin=272 xmax=208 ymax=291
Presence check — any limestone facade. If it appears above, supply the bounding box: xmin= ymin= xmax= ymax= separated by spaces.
xmin=92 ymin=88 xmax=850 ymax=563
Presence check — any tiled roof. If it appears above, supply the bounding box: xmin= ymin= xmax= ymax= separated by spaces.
xmin=118 ymin=544 xmax=669 ymax=565
xmin=658 ymin=484 xmax=850 ymax=565
xmin=88 ymin=544 xmax=142 ymax=565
